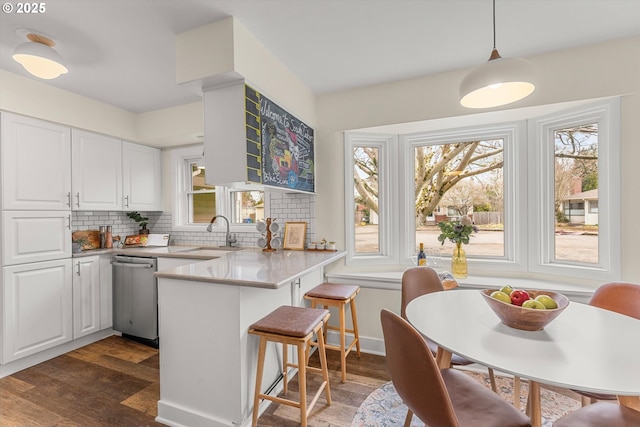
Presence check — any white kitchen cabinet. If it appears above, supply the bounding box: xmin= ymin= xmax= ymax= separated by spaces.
xmin=122 ymin=141 xmax=163 ymax=211
xmin=2 ymin=211 xmax=72 ymax=266
xmin=99 ymin=255 xmax=113 ymax=329
xmin=72 ymin=256 xmax=101 ymax=339
xmin=2 ymin=259 xmax=73 ymax=363
xmin=292 ymin=268 xmax=323 ymax=307
xmin=1 ymin=112 xmax=72 ymax=211
xmin=71 ymin=129 xmax=122 ymax=211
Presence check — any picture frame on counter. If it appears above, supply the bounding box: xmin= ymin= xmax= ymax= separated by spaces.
xmin=283 ymin=222 xmax=307 ymax=250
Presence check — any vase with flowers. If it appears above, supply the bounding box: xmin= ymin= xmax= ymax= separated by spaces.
xmin=436 ymin=216 xmax=478 ymax=279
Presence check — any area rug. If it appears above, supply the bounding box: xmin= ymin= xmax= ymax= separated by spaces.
xmin=351 ymin=370 xmax=581 ymax=427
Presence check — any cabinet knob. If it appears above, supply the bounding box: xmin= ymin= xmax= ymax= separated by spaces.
xmin=75 ymin=192 xmax=80 ymax=207
xmin=124 ymin=195 xmax=129 ymax=208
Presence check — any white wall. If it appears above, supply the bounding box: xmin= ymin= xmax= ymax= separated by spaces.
xmin=315 ymin=35 xmax=640 ymax=283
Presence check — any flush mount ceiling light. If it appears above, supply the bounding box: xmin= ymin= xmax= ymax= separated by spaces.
xmin=460 ymin=0 xmax=535 ymax=109
xmin=12 ymin=30 xmax=68 ymax=80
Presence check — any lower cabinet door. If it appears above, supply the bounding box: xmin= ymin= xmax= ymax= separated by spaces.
xmin=2 ymin=259 xmax=73 ymax=363
xmin=73 ymin=256 xmax=101 ymax=339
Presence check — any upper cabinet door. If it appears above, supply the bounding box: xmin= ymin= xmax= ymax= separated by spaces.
xmin=71 ymin=129 xmax=122 ymax=211
xmin=122 ymin=141 xmax=163 ymax=211
xmin=1 ymin=113 xmax=72 ymax=210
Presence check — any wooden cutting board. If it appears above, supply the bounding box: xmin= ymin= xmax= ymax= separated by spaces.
xmin=72 ymin=230 xmax=101 ymax=250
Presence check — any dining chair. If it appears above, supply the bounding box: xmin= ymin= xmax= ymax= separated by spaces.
xmin=553 ymin=401 xmax=640 ymax=426
xmin=380 ymin=309 xmax=531 ymax=427
xmin=574 ymin=281 xmax=640 ymax=406
xmin=401 ymin=267 xmax=507 ymax=398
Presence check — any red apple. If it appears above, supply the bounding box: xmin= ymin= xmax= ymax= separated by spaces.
xmin=510 ymin=289 xmax=530 ymax=306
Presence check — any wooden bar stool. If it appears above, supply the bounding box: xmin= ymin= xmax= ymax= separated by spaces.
xmin=249 ymin=305 xmax=331 ymax=427
xmin=304 ymin=283 xmax=361 ymax=383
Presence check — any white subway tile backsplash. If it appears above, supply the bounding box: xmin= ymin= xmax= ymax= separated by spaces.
xmin=71 ymin=192 xmax=315 ymax=248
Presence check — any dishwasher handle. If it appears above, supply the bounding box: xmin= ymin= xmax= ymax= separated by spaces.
xmin=111 ymin=261 xmax=155 ymax=268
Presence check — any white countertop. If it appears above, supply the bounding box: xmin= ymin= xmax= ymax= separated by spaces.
xmin=72 ymin=245 xmax=234 ymax=260
xmin=155 ymin=248 xmax=346 ymax=289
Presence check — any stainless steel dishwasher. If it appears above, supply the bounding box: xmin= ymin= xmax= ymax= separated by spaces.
xmin=112 ymin=255 xmax=158 ymax=347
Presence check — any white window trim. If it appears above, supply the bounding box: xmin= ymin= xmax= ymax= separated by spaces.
xmin=344 ymin=132 xmax=398 ymax=265
xmin=343 ymin=99 xmax=620 ymax=283
xmin=529 ymin=99 xmax=620 ymax=281
xmin=399 ymin=122 xmax=527 ymax=275
xmin=170 ymin=144 xmax=266 ymax=233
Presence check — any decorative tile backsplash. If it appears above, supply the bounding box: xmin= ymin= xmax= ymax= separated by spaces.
xmin=71 ymin=191 xmax=316 ymax=248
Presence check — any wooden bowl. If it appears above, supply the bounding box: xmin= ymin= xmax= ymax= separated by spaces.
xmin=480 ymin=289 xmax=570 ymax=331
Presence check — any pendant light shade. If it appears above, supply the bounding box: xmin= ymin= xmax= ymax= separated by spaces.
xmin=460 ymin=49 xmax=535 ymax=108
xmin=12 ymin=32 xmax=68 ymax=80
xmin=460 ymin=1 xmax=535 ymax=109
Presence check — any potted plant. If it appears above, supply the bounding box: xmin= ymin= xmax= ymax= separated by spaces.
xmin=127 ymin=211 xmax=150 ymax=234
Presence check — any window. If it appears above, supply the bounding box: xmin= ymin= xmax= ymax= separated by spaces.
xmin=344 ymin=99 xmax=620 ymax=281
xmin=188 ymin=163 xmax=216 ymax=224
xmin=535 ymin=101 xmax=618 ymax=278
xmin=412 ymin=138 xmax=505 ymax=259
xmin=230 ymin=190 xmax=264 ymax=224
xmin=345 ymin=133 xmax=397 ymax=264
xmin=171 ymin=145 xmax=264 ymax=230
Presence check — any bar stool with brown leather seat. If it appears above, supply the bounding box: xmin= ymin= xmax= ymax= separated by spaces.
xmin=304 ymin=283 xmax=361 ymax=383
xmin=249 ymin=305 xmax=331 ymax=427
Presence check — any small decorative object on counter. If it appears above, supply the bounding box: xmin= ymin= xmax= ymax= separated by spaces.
xmin=127 ymin=211 xmax=150 ymax=234
xmin=282 ymin=222 xmax=307 ymax=250
xmin=99 ymin=226 xmax=106 ymax=248
xmin=327 ymin=241 xmax=336 ymax=250
xmin=309 ymin=241 xmax=317 ymax=250
xmin=105 ymin=226 xmax=113 ymax=249
xmin=317 ymin=238 xmax=326 ymax=250
xmin=259 ymin=218 xmax=278 ymax=252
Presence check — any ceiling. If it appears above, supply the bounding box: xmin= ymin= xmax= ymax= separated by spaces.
xmin=1 ymin=0 xmax=639 ymax=114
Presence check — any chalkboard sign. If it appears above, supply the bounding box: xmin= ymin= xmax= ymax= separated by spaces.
xmin=244 ymin=86 xmax=262 ymax=184
xmin=244 ymin=84 xmax=315 ymax=193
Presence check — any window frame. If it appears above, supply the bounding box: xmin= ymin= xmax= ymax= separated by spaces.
xmin=343 ymin=99 xmax=620 ymax=282
xmin=171 ymin=145 xmax=266 ymax=232
xmin=344 ymin=133 xmax=398 ymax=265
xmin=529 ymin=100 xmax=620 ymax=280
xmin=399 ymin=122 xmax=527 ymax=274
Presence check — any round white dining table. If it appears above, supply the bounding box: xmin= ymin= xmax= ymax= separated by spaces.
xmin=405 ymin=289 xmax=640 ymax=427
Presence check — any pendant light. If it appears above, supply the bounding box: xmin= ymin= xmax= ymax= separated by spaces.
xmin=12 ymin=31 xmax=68 ymax=80
xmin=460 ymin=0 xmax=535 ymax=108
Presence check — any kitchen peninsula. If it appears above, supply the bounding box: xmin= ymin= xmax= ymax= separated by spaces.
xmin=154 ymin=248 xmax=345 ymax=427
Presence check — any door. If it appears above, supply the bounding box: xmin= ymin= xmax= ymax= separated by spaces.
xmin=2 ymin=211 xmax=72 ymax=265
xmin=72 ymin=256 xmax=101 ymax=339
xmin=122 ymin=141 xmax=163 ymax=211
xmin=2 ymin=259 xmax=73 ymax=363
xmin=1 ymin=112 xmax=71 ymax=210
xmin=71 ymin=129 xmax=122 ymax=211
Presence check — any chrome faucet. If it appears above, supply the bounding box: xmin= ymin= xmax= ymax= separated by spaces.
xmin=206 ymin=215 xmax=237 ymax=247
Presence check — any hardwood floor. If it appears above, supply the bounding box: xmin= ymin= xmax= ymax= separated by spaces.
xmin=0 ymin=335 xmax=390 ymax=427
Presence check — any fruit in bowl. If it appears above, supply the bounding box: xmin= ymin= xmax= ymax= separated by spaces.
xmin=480 ymin=288 xmax=570 ymax=331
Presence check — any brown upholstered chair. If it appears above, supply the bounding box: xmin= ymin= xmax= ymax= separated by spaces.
xmin=553 ymin=401 xmax=640 ymax=426
xmin=574 ymin=282 xmax=640 ymax=406
xmin=401 ymin=267 xmax=505 ymax=397
xmin=380 ymin=309 xmax=531 ymax=427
